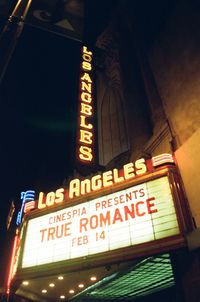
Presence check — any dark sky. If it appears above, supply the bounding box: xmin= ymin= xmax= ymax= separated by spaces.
xmin=0 ymin=22 xmax=81 ymax=248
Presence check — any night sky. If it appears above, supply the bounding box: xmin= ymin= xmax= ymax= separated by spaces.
xmin=0 ymin=23 xmax=81 ymax=254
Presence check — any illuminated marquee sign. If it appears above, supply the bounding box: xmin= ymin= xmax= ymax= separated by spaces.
xmin=37 ymin=155 xmax=175 ymax=210
xmin=38 ymin=158 xmax=147 ymax=209
xmin=77 ymin=46 xmax=94 ymax=163
xmin=22 ymin=175 xmax=180 ymax=268
xmin=16 ymin=190 xmax=36 ymax=225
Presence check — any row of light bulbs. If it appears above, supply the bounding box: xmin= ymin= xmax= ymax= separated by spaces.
xmin=22 ymin=275 xmax=97 ymax=299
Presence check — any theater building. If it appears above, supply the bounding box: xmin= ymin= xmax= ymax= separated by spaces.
xmin=6 ymin=154 xmax=194 ymax=302
xmin=5 ymin=0 xmax=200 ymax=301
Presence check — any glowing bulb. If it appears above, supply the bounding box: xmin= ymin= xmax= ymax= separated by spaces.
xmin=49 ymin=283 xmax=55 ymax=287
xmin=22 ymin=281 xmax=29 ymax=286
xmin=42 ymin=289 xmax=47 ymax=293
xmin=90 ymin=276 xmax=97 ymax=281
xmin=78 ymin=283 xmax=84 ymax=288
xmin=60 ymin=295 xmax=65 ymax=299
xmin=58 ymin=276 xmax=64 ymax=280
xmin=69 ymin=289 xmax=75 ymax=294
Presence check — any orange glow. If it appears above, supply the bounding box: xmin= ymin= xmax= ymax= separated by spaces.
xmin=81 ymin=72 xmax=92 ymax=83
xmin=23 ymin=201 xmax=36 ymax=213
xmin=102 ymin=170 xmax=113 ymax=187
xmin=82 ymin=53 xmax=92 ymax=62
xmin=82 ymin=61 xmax=92 ymax=71
xmin=135 ymin=158 xmax=147 ymax=174
xmin=69 ymin=158 xmax=147 ymax=199
xmin=38 ymin=188 xmax=64 ymax=209
xmin=82 ymin=46 xmax=92 ymax=56
xmin=80 ymin=129 xmax=93 ymax=144
xmin=79 ymin=146 xmax=93 ymax=161
xmin=81 ymin=81 xmax=92 ymax=93
xmin=91 ymin=174 xmax=102 ymax=191
xmin=60 ymin=295 xmax=65 ymax=299
xmin=80 ymin=103 xmax=92 ymax=115
xmin=6 ymin=233 xmax=19 ymax=294
xmin=123 ymin=163 xmax=135 ymax=179
xmin=78 ymin=46 xmax=94 ymax=164
xmin=80 ymin=115 xmax=93 ymax=129
xmin=81 ymin=92 xmax=92 ymax=103
xmin=35 ymin=157 xmax=150 ymax=208
xmin=22 ymin=281 xmax=29 ymax=285
xmin=34 ymin=154 xmax=175 ymax=210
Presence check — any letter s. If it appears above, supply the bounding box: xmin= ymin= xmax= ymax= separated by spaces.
xmin=55 ymin=188 xmax=64 ymax=204
xmin=79 ymin=146 xmax=93 ymax=161
xmin=135 ymin=158 xmax=147 ymax=175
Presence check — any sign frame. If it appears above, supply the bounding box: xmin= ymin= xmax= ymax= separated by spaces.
xmin=14 ymin=165 xmax=193 ymax=280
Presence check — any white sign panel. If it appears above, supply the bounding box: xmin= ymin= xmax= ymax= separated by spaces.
xmin=22 ymin=176 xmax=180 ymax=268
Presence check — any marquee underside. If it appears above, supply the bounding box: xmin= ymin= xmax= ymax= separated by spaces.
xmin=16 ymin=253 xmax=175 ymax=302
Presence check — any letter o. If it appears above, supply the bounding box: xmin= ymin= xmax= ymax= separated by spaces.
xmin=90 ymin=215 xmax=98 ymax=229
xmin=46 ymin=192 xmax=55 ymax=206
xmin=82 ymin=53 xmax=92 ymax=62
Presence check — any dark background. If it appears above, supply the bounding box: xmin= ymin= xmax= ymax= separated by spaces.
xmin=0 ymin=21 xmax=81 ymax=267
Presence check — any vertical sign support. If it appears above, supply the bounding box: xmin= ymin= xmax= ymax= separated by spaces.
xmin=0 ymin=0 xmax=33 ymax=84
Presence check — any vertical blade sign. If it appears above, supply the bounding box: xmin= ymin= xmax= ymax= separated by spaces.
xmin=78 ymin=46 xmax=94 ymax=164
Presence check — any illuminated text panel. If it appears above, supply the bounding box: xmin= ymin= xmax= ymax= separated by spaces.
xmin=22 ymin=176 xmax=179 ymax=268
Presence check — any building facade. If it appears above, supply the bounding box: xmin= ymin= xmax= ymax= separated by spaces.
xmin=90 ymin=0 xmax=200 ymax=300
xmin=4 ymin=1 xmax=200 ymax=302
